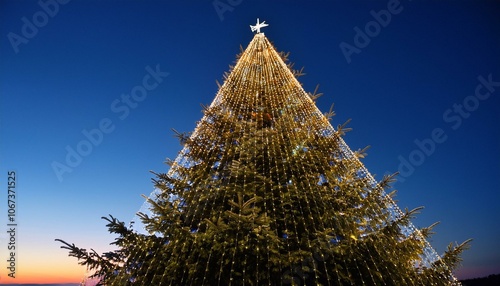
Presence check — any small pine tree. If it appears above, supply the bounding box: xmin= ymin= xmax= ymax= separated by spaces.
xmin=58 ymin=31 xmax=470 ymax=285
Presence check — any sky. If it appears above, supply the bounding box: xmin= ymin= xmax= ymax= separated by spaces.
xmin=0 ymin=0 xmax=499 ymax=284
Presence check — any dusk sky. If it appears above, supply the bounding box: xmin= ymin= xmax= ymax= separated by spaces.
xmin=1 ymin=0 xmax=499 ymax=284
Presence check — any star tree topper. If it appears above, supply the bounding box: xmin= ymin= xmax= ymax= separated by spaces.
xmin=250 ymin=18 xmax=269 ymax=34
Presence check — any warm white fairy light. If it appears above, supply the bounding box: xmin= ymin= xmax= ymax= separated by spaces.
xmin=95 ymin=24 xmax=468 ymax=286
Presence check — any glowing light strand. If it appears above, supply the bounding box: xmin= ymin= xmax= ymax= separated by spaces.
xmin=117 ymin=29 xmax=462 ymax=286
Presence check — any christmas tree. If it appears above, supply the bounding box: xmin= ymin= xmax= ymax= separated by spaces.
xmin=58 ymin=20 xmax=470 ymax=285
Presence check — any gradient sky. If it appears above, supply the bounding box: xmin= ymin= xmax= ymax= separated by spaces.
xmin=1 ymin=0 xmax=499 ymax=283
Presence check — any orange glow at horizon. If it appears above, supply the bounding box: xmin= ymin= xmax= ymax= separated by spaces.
xmin=0 ymin=275 xmax=82 ymax=284
xmin=0 ymin=256 xmax=86 ymax=284
xmin=0 ymin=232 xmax=114 ymax=285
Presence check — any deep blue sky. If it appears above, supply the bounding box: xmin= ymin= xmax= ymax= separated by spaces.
xmin=1 ymin=0 xmax=499 ymax=282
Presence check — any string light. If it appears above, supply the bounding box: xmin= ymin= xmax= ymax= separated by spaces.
xmin=74 ymin=25 xmax=464 ymax=286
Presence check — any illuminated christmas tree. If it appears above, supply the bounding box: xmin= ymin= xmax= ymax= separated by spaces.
xmin=58 ymin=20 xmax=469 ymax=285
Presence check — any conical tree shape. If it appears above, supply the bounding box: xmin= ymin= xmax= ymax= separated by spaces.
xmin=58 ymin=31 xmax=469 ymax=285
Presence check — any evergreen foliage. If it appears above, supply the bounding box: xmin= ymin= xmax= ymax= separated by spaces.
xmin=58 ymin=33 xmax=469 ymax=285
